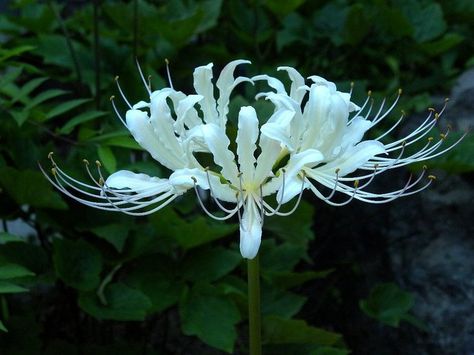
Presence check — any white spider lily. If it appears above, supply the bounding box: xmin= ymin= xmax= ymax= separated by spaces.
xmin=42 ymin=60 xmax=466 ymax=259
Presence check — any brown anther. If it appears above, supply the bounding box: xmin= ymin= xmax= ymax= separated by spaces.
xmin=95 ymin=160 xmax=102 ymax=167
xmin=109 ymin=95 xmax=115 ymax=101
xmin=237 ymin=172 xmax=243 ymax=177
xmin=48 ymin=152 xmax=54 ymax=159
xmin=422 ymin=165 xmax=428 ymax=170
xmin=335 ymin=168 xmax=340 ymax=174
xmin=354 ymin=180 xmax=360 ymax=188
xmin=83 ymin=159 xmax=89 ymax=165
xmin=428 ymin=175 xmax=437 ymax=181
xmin=191 ymin=176 xmax=197 ymax=183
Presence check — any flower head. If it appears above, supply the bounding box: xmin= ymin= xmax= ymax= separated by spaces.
xmin=42 ymin=60 xmax=466 ymax=259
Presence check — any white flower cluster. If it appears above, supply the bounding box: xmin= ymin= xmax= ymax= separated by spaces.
xmin=43 ymin=60 xmax=464 ymax=259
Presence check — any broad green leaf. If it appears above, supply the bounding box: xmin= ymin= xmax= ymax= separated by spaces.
xmin=78 ymin=283 xmax=152 ymax=321
xmin=0 ymin=167 xmax=67 ymax=209
xmin=262 ymin=316 xmax=341 ymax=345
xmin=180 ymin=285 xmax=240 ymax=353
xmin=45 ymin=98 xmax=91 ymax=121
xmin=0 ymin=263 xmax=35 ymax=279
xmin=399 ymin=0 xmax=446 ymax=43
xmin=181 ymin=247 xmax=241 ymax=282
xmin=0 ymin=242 xmax=49 ymax=275
xmin=359 ymin=283 xmax=416 ymax=327
xmin=150 ymin=208 xmax=237 ymax=249
xmin=102 ymin=136 xmax=141 ymax=150
xmin=97 ymin=145 xmax=117 ymax=174
xmin=124 ymin=254 xmax=183 ymax=314
xmin=264 ymin=269 xmax=334 ymax=289
xmin=59 ymin=111 xmax=107 ymax=135
xmin=260 ymin=240 xmax=306 ymax=272
xmin=264 ymin=0 xmax=306 ymax=16
xmin=90 ymin=223 xmax=130 ymax=253
xmin=10 ymin=77 xmax=48 ymax=105
xmin=53 ymin=238 xmax=102 ymax=291
xmin=420 ymin=33 xmax=463 ymax=56
xmin=0 ymin=281 xmax=28 ymax=294
xmin=262 ymin=286 xmax=306 ymax=319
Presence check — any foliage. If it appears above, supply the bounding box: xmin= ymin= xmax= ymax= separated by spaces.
xmin=0 ymin=0 xmax=472 ymax=353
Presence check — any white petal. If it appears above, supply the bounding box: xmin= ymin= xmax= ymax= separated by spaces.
xmin=200 ymin=124 xmax=239 ymax=185
xmin=174 ymin=94 xmax=203 ymax=133
xmin=193 ymin=63 xmax=219 ymax=125
xmin=216 ymin=59 xmax=251 ymax=125
xmin=254 ymin=135 xmax=281 ymax=186
xmin=341 ymin=117 xmax=373 ymax=150
xmin=169 ymin=168 xmax=236 ymax=202
xmin=277 ymin=66 xmax=306 ymax=104
xmin=252 ymin=74 xmax=286 ymax=94
xmin=260 ymin=109 xmax=295 ymax=150
xmin=239 ymin=197 xmax=262 ymax=259
xmin=236 ymin=106 xmax=259 ymax=181
xmin=308 ymin=75 xmax=337 ymax=93
xmin=317 ymin=141 xmax=386 ymax=176
xmin=301 ymin=85 xmax=332 ymax=150
xmin=106 ymin=170 xmax=168 ymax=190
xmin=126 ymin=109 xmax=182 ymax=170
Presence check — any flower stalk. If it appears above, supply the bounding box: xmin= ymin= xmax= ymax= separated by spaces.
xmin=247 ymin=254 xmax=261 ymax=355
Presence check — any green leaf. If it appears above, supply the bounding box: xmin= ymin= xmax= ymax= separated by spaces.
xmin=150 ymin=208 xmax=237 ymax=249
xmin=97 ymin=145 xmax=117 ymax=174
xmin=59 ymin=111 xmax=107 ymax=135
xmin=264 ymin=0 xmax=306 ymax=16
xmin=264 ymin=269 xmax=334 ymax=289
xmin=262 ymin=286 xmax=306 ymax=319
xmin=124 ymin=254 xmax=183 ymax=314
xmin=0 ymin=167 xmax=67 ymax=209
xmin=262 ymin=316 xmax=341 ymax=345
xmin=9 ymin=77 xmax=48 ymax=105
xmin=343 ymin=4 xmax=370 ymax=45
xmin=0 ymin=45 xmax=35 ymax=62
xmin=102 ymin=136 xmax=141 ymax=150
xmin=359 ymin=282 xmax=416 ymax=327
xmin=24 ymin=89 xmax=69 ymax=111
xmin=420 ymin=33 xmax=464 ymax=56
xmin=260 ymin=240 xmax=306 ymax=272
xmin=90 ymin=223 xmax=130 ymax=253
xmin=53 ymin=238 xmax=102 ymax=291
xmin=180 ymin=285 xmax=240 ymax=353
xmin=181 ymin=247 xmax=241 ymax=282
xmin=0 ymin=263 xmax=35 ymax=279
xmin=0 ymin=233 xmax=25 ymax=244
xmin=0 ymin=281 xmax=29 ymax=294
xmin=399 ymin=0 xmax=446 ymax=43
xmin=0 ymin=319 xmax=7 ymax=332
xmin=45 ymin=98 xmax=92 ymax=121
xmin=78 ymin=283 xmax=152 ymax=321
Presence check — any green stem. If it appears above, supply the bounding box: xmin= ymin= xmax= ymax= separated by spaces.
xmin=248 ymin=254 xmax=261 ymax=355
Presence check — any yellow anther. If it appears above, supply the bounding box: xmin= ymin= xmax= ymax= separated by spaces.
xmin=398 ymin=88 xmax=402 ymax=95
xmin=428 ymin=175 xmax=437 ymax=181
xmin=422 ymin=165 xmax=428 ymax=170
xmin=367 ymin=90 xmax=372 ymax=96
xmin=110 ymin=95 xmax=115 ymax=101
xmin=95 ymin=160 xmax=102 ymax=167
xmin=447 ymin=124 xmax=453 ymax=131
xmin=48 ymin=152 xmax=54 ymax=159
xmin=335 ymin=168 xmax=340 ymax=174
xmin=191 ymin=176 xmax=197 ymax=183
xmin=428 ymin=137 xmax=434 ymax=142
xmin=350 ymin=81 xmax=354 ymax=88
xmin=165 ymin=58 xmax=170 ymax=65
xmin=204 ymin=166 xmax=210 ymax=171
xmin=374 ymin=163 xmax=379 ymax=169
xmin=354 ymin=180 xmax=359 ymax=188
xmin=99 ymin=177 xmax=105 ymax=186
xmin=51 ymin=167 xmax=57 ymax=176
xmin=401 ymin=109 xmax=406 ymax=116
xmin=445 ymin=97 xmax=450 ymax=102
xmin=83 ymin=159 xmax=89 ymax=165
xmin=440 ymin=133 xmax=446 ymax=140
xmin=114 ymin=75 xmax=119 ymax=81
xmin=434 ymin=113 xmax=440 ymax=120
xmin=428 ymin=107 xmax=436 ymax=112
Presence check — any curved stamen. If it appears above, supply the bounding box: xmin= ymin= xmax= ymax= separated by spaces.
xmin=192 ymin=177 xmax=238 ymax=221
xmin=114 ymin=76 xmax=132 ymax=108
xmin=205 ymin=168 xmax=240 ymax=214
xmin=135 ymin=58 xmax=152 ymax=96
xmin=110 ymin=96 xmax=128 ymax=127
xmin=165 ymin=58 xmax=174 ymax=90
xmin=263 ymin=171 xmax=306 ymax=217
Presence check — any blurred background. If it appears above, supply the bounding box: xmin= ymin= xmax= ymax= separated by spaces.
xmin=0 ymin=0 xmax=473 ymax=354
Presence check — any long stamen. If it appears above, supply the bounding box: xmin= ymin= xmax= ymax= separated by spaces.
xmin=205 ymin=168 xmax=240 ymax=214
xmin=110 ymin=96 xmax=128 ymax=127
xmin=114 ymin=75 xmax=132 ymax=108
xmin=165 ymin=58 xmax=174 ymax=90
xmin=192 ymin=177 xmax=238 ymax=221
xmin=135 ymin=58 xmax=152 ymax=96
